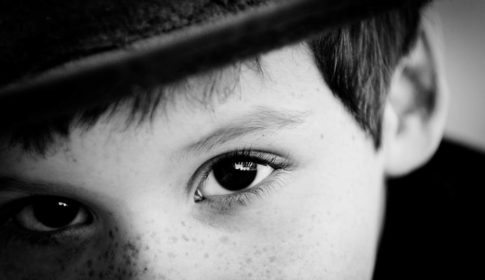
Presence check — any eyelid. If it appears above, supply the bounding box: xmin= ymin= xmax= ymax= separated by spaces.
xmin=199 ymin=170 xmax=287 ymax=212
xmin=188 ymin=148 xmax=292 ymax=206
xmin=0 ymin=195 xmax=95 ymax=233
xmin=189 ymin=149 xmax=290 ymax=190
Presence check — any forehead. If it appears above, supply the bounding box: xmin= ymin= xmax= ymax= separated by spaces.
xmin=0 ymin=44 xmax=338 ymax=160
xmin=0 ymin=43 xmax=308 ymax=151
xmin=0 ymin=41 xmax=380 ymax=186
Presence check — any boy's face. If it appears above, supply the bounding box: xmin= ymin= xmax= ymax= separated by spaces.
xmin=0 ymin=45 xmax=386 ymax=279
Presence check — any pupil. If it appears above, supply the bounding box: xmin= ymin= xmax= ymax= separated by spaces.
xmin=213 ymin=157 xmax=258 ymax=191
xmin=32 ymin=198 xmax=79 ymax=228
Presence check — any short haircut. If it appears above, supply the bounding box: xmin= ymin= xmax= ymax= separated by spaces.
xmin=1 ymin=1 xmax=428 ymax=154
xmin=310 ymin=1 xmax=426 ymax=147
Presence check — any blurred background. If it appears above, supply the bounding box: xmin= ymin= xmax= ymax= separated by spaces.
xmin=435 ymin=0 xmax=485 ymax=151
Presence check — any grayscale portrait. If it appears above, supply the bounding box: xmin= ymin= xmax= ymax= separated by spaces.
xmin=0 ymin=0 xmax=483 ymax=279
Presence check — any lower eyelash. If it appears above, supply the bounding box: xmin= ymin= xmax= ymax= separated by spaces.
xmin=0 ymin=196 xmax=96 ymax=247
xmin=1 ymin=217 xmax=97 ymax=249
xmin=199 ymin=170 xmax=287 ymax=213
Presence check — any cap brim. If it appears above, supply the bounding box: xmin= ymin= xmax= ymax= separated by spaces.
xmin=0 ymin=0 xmax=422 ymax=127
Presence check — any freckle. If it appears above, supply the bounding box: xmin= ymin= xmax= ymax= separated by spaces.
xmin=108 ymin=230 xmax=114 ymax=239
xmin=320 ymin=134 xmax=324 ymax=139
xmin=298 ymin=234 xmax=303 ymax=239
xmin=182 ymin=235 xmax=189 ymax=242
xmin=144 ymin=245 xmax=150 ymax=250
xmin=204 ymin=253 xmax=210 ymax=258
xmin=245 ymin=258 xmax=252 ymax=264
xmin=269 ymin=256 xmax=276 ymax=262
xmin=181 ymin=221 xmax=186 ymax=227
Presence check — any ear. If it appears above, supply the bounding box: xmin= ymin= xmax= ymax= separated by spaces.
xmin=383 ymin=14 xmax=449 ymax=177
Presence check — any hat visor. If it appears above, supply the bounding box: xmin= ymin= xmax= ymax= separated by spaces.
xmin=0 ymin=0 xmax=418 ymax=127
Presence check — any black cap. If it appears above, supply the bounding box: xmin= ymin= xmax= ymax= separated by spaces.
xmin=0 ymin=0 xmax=428 ymax=126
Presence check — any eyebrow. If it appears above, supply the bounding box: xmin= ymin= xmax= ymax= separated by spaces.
xmin=0 ymin=57 xmax=265 ymax=155
xmin=0 ymin=108 xmax=307 ymax=195
xmin=185 ymin=107 xmax=308 ymax=153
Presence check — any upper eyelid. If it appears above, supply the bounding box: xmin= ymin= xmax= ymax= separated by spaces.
xmin=196 ymin=169 xmax=287 ymax=213
xmin=185 ymin=149 xmax=290 ymax=199
xmin=0 ymin=195 xmax=84 ymax=218
xmin=196 ymin=150 xmax=288 ymax=178
xmin=0 ymin=176 xmax=108 ymax=207
xmin=0 ymin=180 xmax=107 ymax=227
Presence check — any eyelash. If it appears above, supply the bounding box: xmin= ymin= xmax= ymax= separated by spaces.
xmin=0 ymin=150 xmax=292 ymax=243
xmin=193 ymin=149 xmax=292 ymax=210
xmin=0 ymin=196 xmax=94 ymax=245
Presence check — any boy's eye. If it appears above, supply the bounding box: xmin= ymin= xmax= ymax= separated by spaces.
xmin=14 ymin=197 xmax=92 ymax=232
xmin=195 ymin=153 xmax=278 ymax=201
xmin=210 ymin=157 xmax=273 ymax=193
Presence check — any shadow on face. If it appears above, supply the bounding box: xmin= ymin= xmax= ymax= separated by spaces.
xmin=0 ymin=36 xmax=444 ymax=279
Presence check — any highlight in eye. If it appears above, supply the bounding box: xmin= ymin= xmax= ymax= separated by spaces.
xmin=193 ymin=149 xmax=291 ymax=207
xmin=1 ymin=196 xmax=93 ymax=233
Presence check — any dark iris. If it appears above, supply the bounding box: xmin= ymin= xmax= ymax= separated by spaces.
xmin=213 ymin=157 xmax=259 ymax=191
xmin=32 ymin=197 xmax=81 ymax=229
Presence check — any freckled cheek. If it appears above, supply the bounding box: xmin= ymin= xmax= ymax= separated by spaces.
xmin=0 ymin=226 xmax=145 ymax=280
xmin=188 ymin=233 xmax=305 ymax=279
xmin=158 ymin=217 xmax=311 ymax=279
xmin=0 ymin=231 xmax=100 ymax=280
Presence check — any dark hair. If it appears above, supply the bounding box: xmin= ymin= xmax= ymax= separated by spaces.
xmin=2 ymin=2 xmax=427 ymax=153
xmin=310 ymin=3 xmax=425 ymax=147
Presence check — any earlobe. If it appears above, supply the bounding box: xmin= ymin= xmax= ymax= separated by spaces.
xmin=383 ymin=15 xmax=448 ymax=177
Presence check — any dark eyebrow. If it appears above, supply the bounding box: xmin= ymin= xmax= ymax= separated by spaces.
xmin=185 ymin=107 xmax=308 ymax=153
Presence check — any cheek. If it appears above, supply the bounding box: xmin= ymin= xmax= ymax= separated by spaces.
xmin=258 ymin=180 xmax=382 ymax=279
xmin=0 ymin=184 xmax=383 ymax=280
xmin=250 ymin=140 xmax=385 ymax=278
xmin=0 ymin=226 xmax=151 ymax=280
